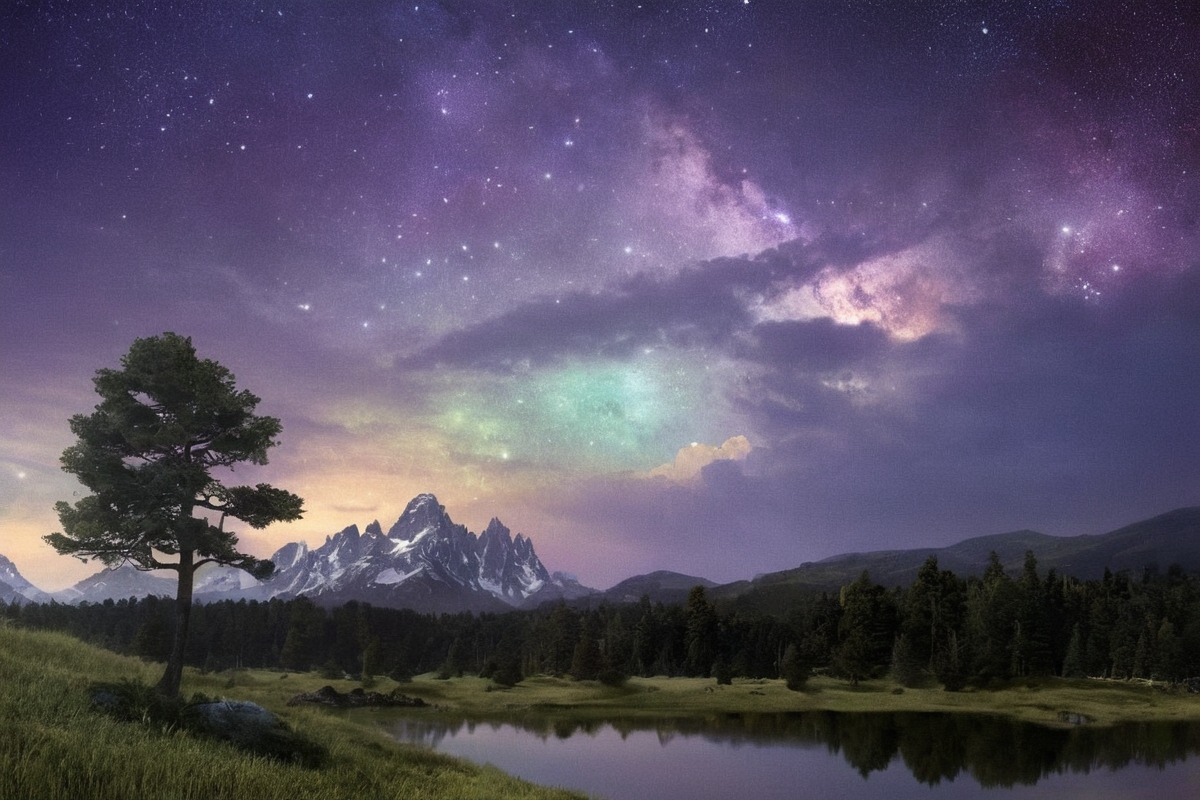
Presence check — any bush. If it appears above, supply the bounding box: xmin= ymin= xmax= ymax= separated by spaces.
xmin=492 ymin=658 xmax=524 ymax=688
xmin=597 ymin=668 xmax=628 ymax=688
xmin=890 ymin=634 xmax=927 ymax=688
xmin=711 ymin=657 xmax=733 ymax=686
xmin=781 ymin=643 xmax=811 ymax=691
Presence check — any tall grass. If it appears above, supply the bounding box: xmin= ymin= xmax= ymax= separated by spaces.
xmin=0 ymin=624 xmax=585 ymax=800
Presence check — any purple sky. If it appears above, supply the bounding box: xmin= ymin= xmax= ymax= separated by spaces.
xmin=2 ymin=1 xmax=1198 ymax=592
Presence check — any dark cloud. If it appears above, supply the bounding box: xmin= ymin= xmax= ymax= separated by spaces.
xmin=405 ymin=248 xmax=809 ymax=370
xmin=543 ymin=262 xmax=1200 ymax=582
xmin=735 ymin=318 xmax=891 ymax=371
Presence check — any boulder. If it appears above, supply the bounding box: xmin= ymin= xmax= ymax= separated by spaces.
xmin=189 ymin=700 xmax=327 ymax=767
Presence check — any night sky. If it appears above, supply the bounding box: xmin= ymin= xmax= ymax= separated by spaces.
xmin=3 ymin=1 xmax=1198 ymax=592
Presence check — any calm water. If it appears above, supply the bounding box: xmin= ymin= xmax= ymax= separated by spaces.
xmin=378 ymin=711 xmax=1200 ymax=800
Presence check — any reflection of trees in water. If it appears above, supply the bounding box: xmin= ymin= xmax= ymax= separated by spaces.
xmin=386 ymin=711 xmax=1200 ymax=788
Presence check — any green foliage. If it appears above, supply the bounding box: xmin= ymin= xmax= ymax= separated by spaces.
xmin=684 ymin=585 xmax=718 ymax=677
xmin=835 ymin=572 xmax=896 ymax=685
xmin=489 ymin=634 xmax=524 ymax=688
xmin=711 ymin=656 xmax=733 ymax=686
xmin=569 ymin=627 xmax=603 ymax=681
xmin=1062 ymin=623 xmax=1086 ymax=678
xmin=933 ymin=630 xmax=967 ymax=692
xmin=43 ymin=333 xmax=303 ymax=696
xmin=12 ymin=541 xmax=1200 ymax=698
xmin=780 ymin=643 xmax=811 ymax=691
xmin=45 ymin=333 xmax=302 ymax=573
xmin=597 ymin=667 xmax=629 ymax=687
xmin=890 ymin=634 xmax=925 ymax=688
xmin=132 ymin=613 xmax=172 ymax=662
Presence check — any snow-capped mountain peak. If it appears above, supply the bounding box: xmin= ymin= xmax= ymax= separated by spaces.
xmin=247 ymin=493 xmax=563 ymax=612
xmin=0 ymin=554 xmax=50 ymax=605
xmin=386 ymin=493 xmax=450 ymax=541
xmin=18 ymin=493 xmax=592 ymax=613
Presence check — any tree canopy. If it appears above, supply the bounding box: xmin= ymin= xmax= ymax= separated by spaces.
xmin=45 ymin=332 xmax=303 ymax=694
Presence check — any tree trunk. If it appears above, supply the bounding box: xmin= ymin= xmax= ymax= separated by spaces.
xmin=156 ymin=548 xmax=194 ymax=697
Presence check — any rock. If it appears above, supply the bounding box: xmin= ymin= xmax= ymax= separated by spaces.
xmin=1056 ymin=711 xmax=1094 ymax=725
xmin=191 ymin=699 xmax=281 ymax=733
xmin=287 ymin=684 xmax=427 ymax=708
xmin=189 ymin=700 xmax=327 ymax=767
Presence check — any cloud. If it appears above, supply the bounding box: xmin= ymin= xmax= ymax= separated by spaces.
xmin=646 ymin=435 xmax=753 ymax=484
xmin=405 ymin=248 xmax=800 ymax=370
xmin=753 ymin=237 xmax=981 ymax=340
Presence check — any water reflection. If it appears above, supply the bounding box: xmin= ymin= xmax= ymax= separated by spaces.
xmin=382 ymin=711 xmax=1200 ymax=793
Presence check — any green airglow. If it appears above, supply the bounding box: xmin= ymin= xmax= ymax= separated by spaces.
xmin=429 ymin=356 xmax=729 ymax=472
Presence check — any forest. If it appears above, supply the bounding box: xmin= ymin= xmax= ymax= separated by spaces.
xmin=5 ymin=552 xmax=1199 ymax=690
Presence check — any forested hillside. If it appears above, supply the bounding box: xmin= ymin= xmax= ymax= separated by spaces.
xmin=6 ymin=553 xmax=1198 ymax=689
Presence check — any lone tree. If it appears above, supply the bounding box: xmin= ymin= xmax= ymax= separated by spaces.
xmin=45 ymin=332 xmax=303 ymax=696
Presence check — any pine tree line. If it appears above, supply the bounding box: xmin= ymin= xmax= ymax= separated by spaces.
xmin=5 ymin=552 xmax=1199 ymax=688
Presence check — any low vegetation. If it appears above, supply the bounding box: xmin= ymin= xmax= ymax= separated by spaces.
xmin=369 ymin=672 xmax=1200 ymax=729
xmin=6 ymin=618 xmax=1199 ymax=800
xmin=0 ymin=623 xmax=584 ymax=800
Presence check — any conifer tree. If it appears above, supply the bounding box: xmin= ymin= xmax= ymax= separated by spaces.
xmin=45 ymin=333 xmax=303 ymax=696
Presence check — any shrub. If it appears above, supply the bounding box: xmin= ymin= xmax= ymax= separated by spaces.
xmin=597 ymin=668 xmax=628 ymax=688
xmin=711 ymin=657 xmax=733 ymax=686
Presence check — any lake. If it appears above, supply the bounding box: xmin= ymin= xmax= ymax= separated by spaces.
xmin=378 ymin=711 xmax=1200 ymax=799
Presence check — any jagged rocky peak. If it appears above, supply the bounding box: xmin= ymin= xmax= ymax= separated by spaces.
xmin=513 ymin=533 xmax=534 ymax=560
xmin=477 ymin=515 xmax=551 ymax=598
xmin=386 ymin=493 xmax=449 ymax=541
xmin=480 ymin=517 xmax=513 ymax=546
xmin=325 ymin=524 xmax=362 ymax=557
xmin=270 ymin=541 xmax=308 ymax=570
xmin=364 ymin=520 xmax=383 ymax=537
xmin=319 ymin=524 xmax=361 ymax=551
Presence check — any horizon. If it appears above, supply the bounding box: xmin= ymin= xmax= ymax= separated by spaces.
xmin=3 ymin=2 xmax=1199 ymax=593
xmin=6 ymin=495 xmax=1198 ymax=596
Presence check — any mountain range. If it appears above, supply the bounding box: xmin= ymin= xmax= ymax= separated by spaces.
xmin=4 ymin=498 xmax=1199 ymax=613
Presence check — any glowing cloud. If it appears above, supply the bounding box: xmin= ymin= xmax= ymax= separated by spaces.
xmin=646 ymin=435 xmax=752 ymax=484
xmin=755 ymin=238 xmax=978 ymax=340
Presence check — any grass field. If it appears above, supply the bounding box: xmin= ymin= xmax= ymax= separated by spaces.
xmin=5 ymin=622 xmax=1199 ymax=800
xmin=383 ymin=672 xmax=1200 ymax=728
xmin=0 ymin=624 xmax=586 ymax=800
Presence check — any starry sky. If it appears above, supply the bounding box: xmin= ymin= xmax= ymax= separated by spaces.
xmin=2 ymin=1 xmax=1198 ymax=592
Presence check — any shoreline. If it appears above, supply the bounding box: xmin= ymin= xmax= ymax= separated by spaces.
xmin=367 ymin=673 xmax=1200 ymax=729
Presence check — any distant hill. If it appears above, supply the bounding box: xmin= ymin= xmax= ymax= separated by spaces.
xmin=599 ymin=570 xmax=718 ymax=605
xmin=714 ymin=507 xmax=1200 ymax=610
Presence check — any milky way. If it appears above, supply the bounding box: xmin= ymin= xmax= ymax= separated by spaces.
xmin=2 ymin=1 xmax=1198 ymax=589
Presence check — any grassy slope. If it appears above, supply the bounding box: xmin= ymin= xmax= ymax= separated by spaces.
xmin=0 ymin=625 xmax=586 ymax=800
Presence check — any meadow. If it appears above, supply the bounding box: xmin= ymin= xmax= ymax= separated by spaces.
xmin=5 ymin=622 xmax=1200 ymax=800
xmin=0 ymin=624 xmax=584 ymax=800
xmin=385 ymin=672 xmax=1200 ymax=729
